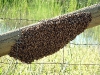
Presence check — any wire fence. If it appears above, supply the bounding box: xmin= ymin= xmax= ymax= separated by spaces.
xmin=0 ymin=23 xmax=100 ymax=73
xmin=0 ymin=0 xmax=100 ymax=75
xmin=0 ymin=13 xmax=100 ymax=75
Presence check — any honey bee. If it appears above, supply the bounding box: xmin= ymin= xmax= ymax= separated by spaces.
xmin=9 ymin=12 xmax=92 ymax=64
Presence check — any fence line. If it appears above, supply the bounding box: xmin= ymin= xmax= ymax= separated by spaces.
xmin=0 ymin=61 xmax=100 ymax=65
xmin=0 ymin=18 xmax=40 ymax=22
xmin=69 ymin=43 xmax=100 ymax=45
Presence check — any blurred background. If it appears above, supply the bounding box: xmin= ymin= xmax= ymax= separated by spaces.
xmin=0 ymin=0 xmax=100 ymax=75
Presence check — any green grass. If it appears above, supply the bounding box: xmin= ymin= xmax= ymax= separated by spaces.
xmin=0 ymin=0 xmax=99 ymax=30
xmin=0 ymin=0 xmax=100 ymax=75
xmin=0 ymin=45 xmax=100 ymax=75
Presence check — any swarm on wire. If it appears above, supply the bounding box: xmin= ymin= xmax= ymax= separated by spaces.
xmin=9 ymin=12 xmax=92 ymax=64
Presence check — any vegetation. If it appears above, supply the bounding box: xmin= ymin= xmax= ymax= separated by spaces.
xmin=0 ymin=0 xmax=100 ymax=75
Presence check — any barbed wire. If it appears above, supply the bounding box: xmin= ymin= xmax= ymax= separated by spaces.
xmin=69 ymin=43 xmax=100 ymax=45
xmin=0 ymin=18 xmax=40 ymax=22
xmin=0 ymin=61 xmax=100 ymax=65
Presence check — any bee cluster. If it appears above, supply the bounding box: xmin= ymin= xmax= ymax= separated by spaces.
xmin=9 ymin=12 xmax=92 ymax=64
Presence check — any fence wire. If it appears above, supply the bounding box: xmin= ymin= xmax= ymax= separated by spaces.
xmin=0 ymin=0 xmax=100 ymax=75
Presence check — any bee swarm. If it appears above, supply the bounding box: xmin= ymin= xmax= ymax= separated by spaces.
xmin=9 ymin=12 xmax=92 ymax=64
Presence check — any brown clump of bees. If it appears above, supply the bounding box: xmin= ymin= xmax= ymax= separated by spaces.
xmin=8 ymin=12 xmax=92 ymax=64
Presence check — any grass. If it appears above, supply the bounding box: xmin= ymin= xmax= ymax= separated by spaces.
xmin=0 ymin=0 xmax=100 ymax=75
xmin=0 ymin=45 xmax=100 ymax=75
